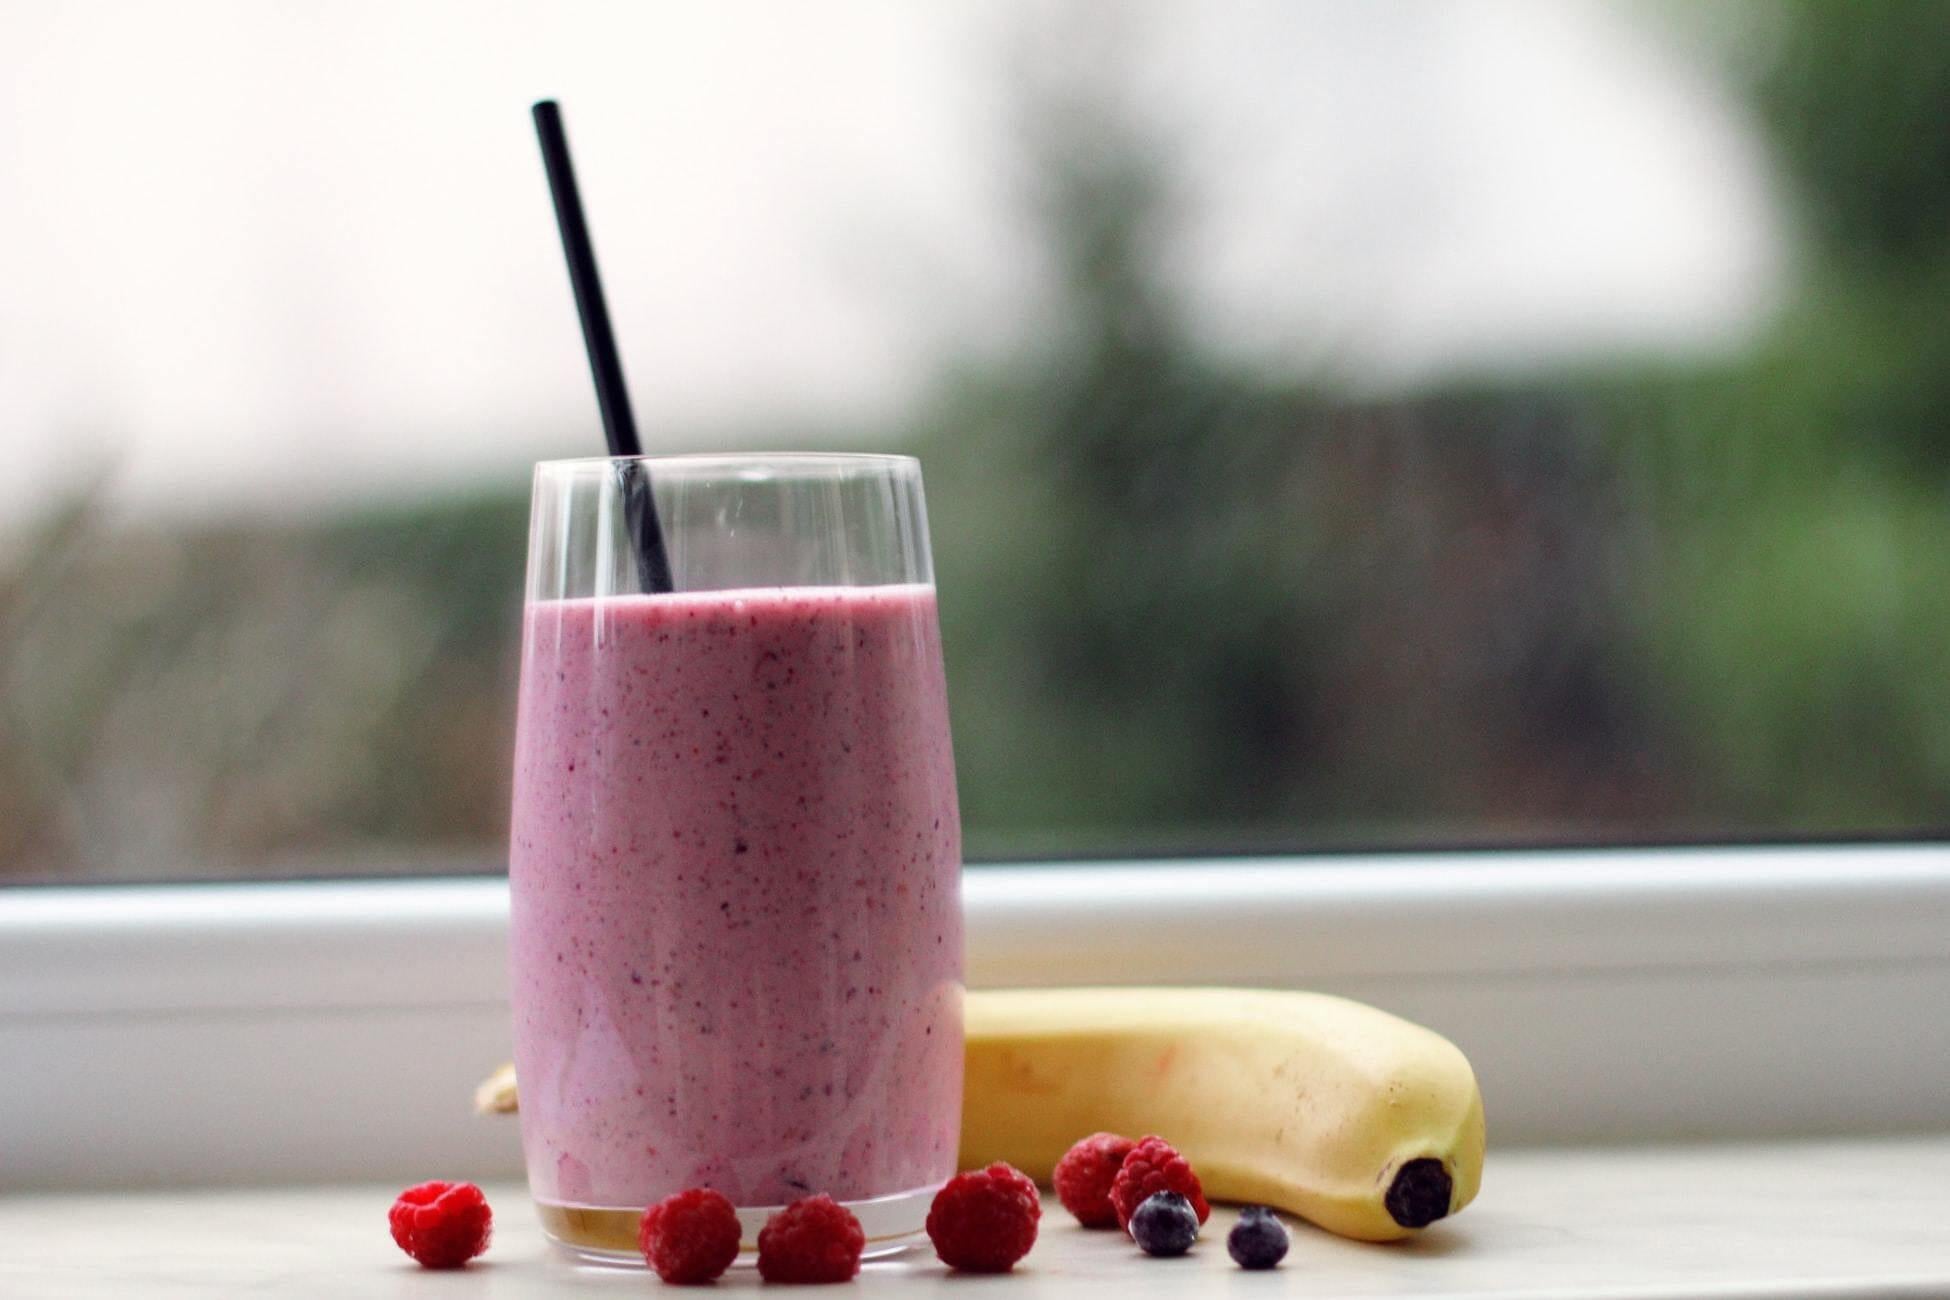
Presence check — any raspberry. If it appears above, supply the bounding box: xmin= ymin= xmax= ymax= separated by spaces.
xmin=925 ymin=1162 xmax=1041 ymax=1273
xmin=756 ymin=1194 xmax=865 ymax=1284
xmin=1053 ymin=1132 xmax=1135 ymax=1228
xmin=638 ymin=1187 xmax=741 ymax=1284
xmin=1108 ymin=1136 xmax=1209 ymax=1232
xmin=388 ymin=1181 xmax=492 ymax=1269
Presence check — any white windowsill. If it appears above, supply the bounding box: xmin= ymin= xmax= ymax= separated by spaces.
xmin=2 ymin=845 xmax=1948 ymax=1190
xmin=11 ymin=1137 xmax=1950 ymax=1298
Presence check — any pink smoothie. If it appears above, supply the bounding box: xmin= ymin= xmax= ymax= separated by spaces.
xmin=508 ymin=584 xmax=964 ymax=1211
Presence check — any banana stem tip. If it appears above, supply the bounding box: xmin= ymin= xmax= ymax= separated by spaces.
xmin=1384 ymin=1158 xmax=1454 ymax=1230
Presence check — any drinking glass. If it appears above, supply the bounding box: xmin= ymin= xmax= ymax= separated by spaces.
xmin=508 ymin=453 xmax=964 ymax=1262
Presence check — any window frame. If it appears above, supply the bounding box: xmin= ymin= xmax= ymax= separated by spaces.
xmin=3 ymin=844 xmax=1948 ymax=1188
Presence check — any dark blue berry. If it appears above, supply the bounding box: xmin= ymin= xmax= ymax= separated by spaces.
xmin=1129 ymin=1191 xmax=1199 ymax=1257
xmin=1226 ymin=1205 xmax=1289 ymax=1269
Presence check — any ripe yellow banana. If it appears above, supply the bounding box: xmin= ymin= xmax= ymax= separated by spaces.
xmin=477 ymin=986 xmax=1483 ymax=1243
xmin=958 ymin=986 xmax=1485 ymax=1242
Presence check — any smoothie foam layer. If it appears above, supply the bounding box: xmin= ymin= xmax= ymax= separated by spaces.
xmin=508 ymin=585 xmax=964 ymax=1209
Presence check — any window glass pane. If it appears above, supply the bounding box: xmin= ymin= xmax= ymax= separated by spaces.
xmin=4 ymin=1 xmax=1945 ymax=882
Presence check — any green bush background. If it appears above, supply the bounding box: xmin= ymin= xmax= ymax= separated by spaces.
xmin=4 ymin=2 xmax=1946 ymax=878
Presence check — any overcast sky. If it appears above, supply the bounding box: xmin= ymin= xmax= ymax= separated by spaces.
xmin=0 ymin=0 xmax=1785 ymax=527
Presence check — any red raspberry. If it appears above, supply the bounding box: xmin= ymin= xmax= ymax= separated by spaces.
xmin=756 ymin=1194 xmax=866 ymax=1284
xmin=638 ymin=1187 xmax=742 ymax=1284
xmin=925 ymin=1162 xmax=1041 ymax=1273
xmin=1108 ymin=1137 xmax=1209 ymax=1232
xmin=388 ymin=1181 xmax=492 ymax=1269
xmin=1053 ymin=1132 xmax=1136 ymax=1228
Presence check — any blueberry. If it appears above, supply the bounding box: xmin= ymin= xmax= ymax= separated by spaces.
xmin=1226 ymin=1205 xmax=1289 ymax=1270
xmin=1129 ymin=1191 xmax=1199 ymax=1257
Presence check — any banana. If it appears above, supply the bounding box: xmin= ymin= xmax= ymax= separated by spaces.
xmin=477 ymin=986 xmax=1484 ymax=1243
xmin=958 ymin=987 xmax=1484 ymax=1242
xmin=474 ymin=1062 xmax=518 ymax=1115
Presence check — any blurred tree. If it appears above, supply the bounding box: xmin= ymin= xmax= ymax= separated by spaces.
xmin=0 ymin=491 xmax=527 ymax=879
xmin=1750 ymin=0 xmax=1950 ymax=275
xmin=6 ymin=1 xmax=1949 ymax=879
xmin=917 ymin=60 xmax=1668 ymax=856
xmin=918 ymin=0 xmax=1950 ymax=853
xmin=1583 ymin=0 xmax=1950 ymax=831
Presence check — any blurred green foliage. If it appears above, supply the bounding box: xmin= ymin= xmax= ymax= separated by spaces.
xmin=921 ymin=0 xmax=1950 ymax=853
xmin=1581 ymin=0 xmax=1950 ymax=835
xmin=2 ymin=2 xmax=1947 ymax=878
xmin=0 ymin=494 xmax=529 ymax=878
xmin=1751 ymin=0 xmax=1950 ymax=277
xmin=919 ymin=100 xmax=1668 ymax=855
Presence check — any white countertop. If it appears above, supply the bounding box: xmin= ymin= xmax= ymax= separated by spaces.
xmin=5 ymin=1137 xmax=1948 ymax=1299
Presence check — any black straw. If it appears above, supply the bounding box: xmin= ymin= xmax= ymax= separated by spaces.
xmin=532 ymin=99 xmax=675 ymax=594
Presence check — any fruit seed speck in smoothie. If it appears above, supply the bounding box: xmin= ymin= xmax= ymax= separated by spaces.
xmin=508 ymin=584 xmax=964 ymax=1213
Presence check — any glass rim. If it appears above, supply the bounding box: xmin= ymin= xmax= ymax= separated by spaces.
xmin=533 ymin=451 xmax=920 ymax=476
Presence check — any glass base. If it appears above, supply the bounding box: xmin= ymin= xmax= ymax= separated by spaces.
xmin=538 ymin=1182 xmax=941 ymax=1267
